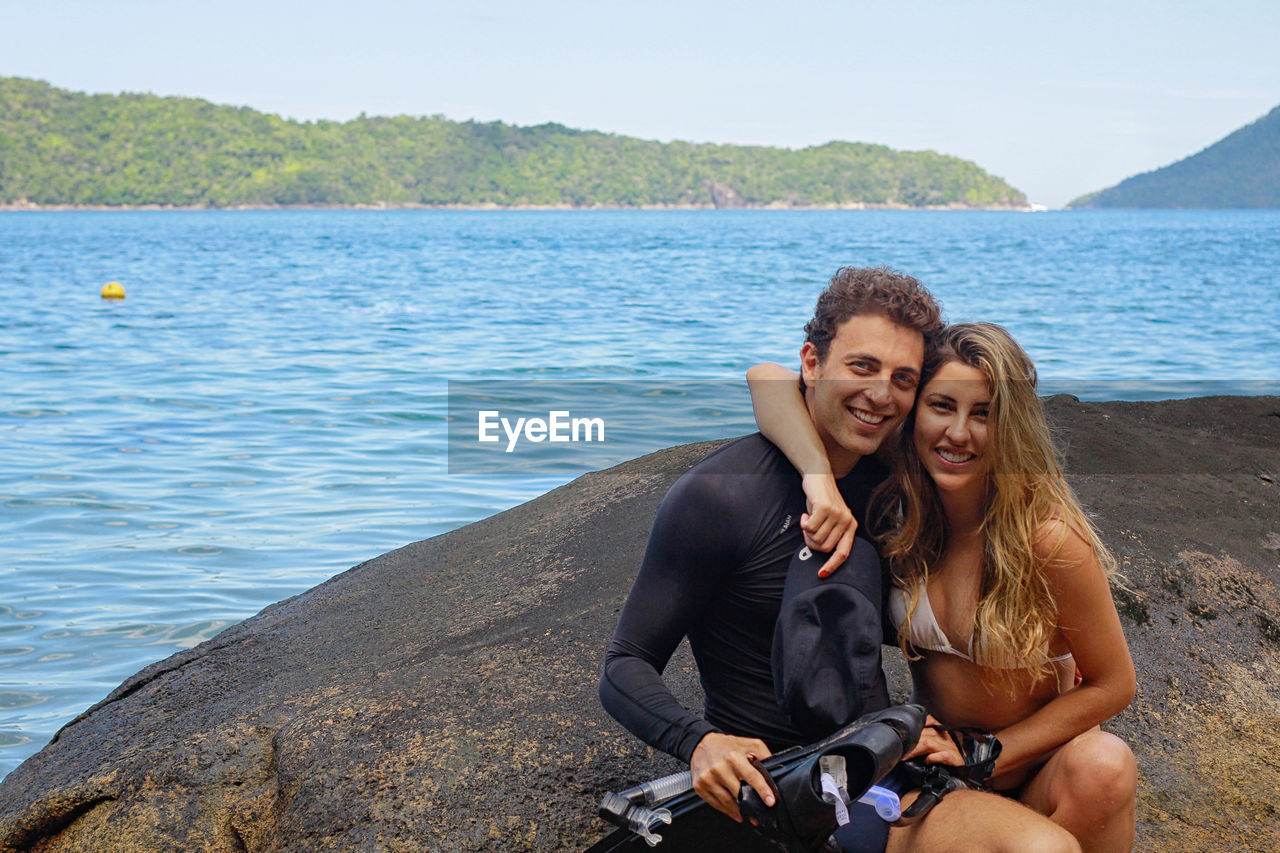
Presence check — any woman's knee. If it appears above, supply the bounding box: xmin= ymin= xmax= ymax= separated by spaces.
xmin=1058 ymin=731 xmax=1137 ymax=807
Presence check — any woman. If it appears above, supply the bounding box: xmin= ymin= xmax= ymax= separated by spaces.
xmin=748 ymin=323 xmax=1137 ymax=853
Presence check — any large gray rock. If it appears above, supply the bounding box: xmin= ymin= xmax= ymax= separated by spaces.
xmin=0 ymin=397 xmax=1277 ymax=852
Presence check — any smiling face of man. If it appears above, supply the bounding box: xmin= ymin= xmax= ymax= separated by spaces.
xmin=800 ymin=313 xmax=926 ymax=476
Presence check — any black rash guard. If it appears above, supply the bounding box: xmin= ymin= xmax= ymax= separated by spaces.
xmin=599 ymin=433 xmax=887 ymax=763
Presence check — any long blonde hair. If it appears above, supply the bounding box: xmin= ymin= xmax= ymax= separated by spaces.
xmin=873 ymin=323 xmax=1116 ymax=678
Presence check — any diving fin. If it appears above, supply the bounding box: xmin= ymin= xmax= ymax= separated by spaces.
xmin=736 ymin=704 xmax=926 ymax=852
xmin=594 ymin=704 xmax=926 ymax=851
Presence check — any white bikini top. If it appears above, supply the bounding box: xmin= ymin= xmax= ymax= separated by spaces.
xmin=888 ymin=584 xmax=1073 ymax=670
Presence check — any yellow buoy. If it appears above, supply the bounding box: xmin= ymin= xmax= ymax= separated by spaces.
xmin=100 ymin=281 xmax=126 ymax=299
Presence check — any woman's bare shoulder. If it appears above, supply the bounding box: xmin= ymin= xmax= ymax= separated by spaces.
xmin=1033 ymin=509 xmax=1104 ymax=585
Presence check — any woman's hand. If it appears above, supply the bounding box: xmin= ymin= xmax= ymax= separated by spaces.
xmin=902 ymin=717 xmax=965 ymax=766
xmin=800 ymin=473 xmax=857 ymax=578
xmin=747 ymin=363 xmax=859 ymax=578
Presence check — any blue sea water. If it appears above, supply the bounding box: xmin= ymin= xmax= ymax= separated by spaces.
xmin=1 ymin=209 xmax=1278 ymax=778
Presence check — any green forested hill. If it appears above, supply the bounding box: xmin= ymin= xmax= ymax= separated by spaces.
xmin=0 ymin=77 xmax=1025 ymax=208
xmin=1070 ymin=104 xmax=1280 ymax=208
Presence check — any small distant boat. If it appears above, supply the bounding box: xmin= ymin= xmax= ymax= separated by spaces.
xmin=1026 ymin=203 xmax=1050 ymax=212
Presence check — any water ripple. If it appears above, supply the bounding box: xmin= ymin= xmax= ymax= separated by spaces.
xmin=1 ymin=208 xmax=1277 ymax=778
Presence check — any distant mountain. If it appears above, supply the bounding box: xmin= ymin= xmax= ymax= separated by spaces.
xmin=0 ymin=77 xmax=1026 ymax=209
xmin=1070 ymin=104 xmax=1280 ymax=208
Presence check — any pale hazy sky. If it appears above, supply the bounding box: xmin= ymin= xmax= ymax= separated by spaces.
xmin=4 ymin=0 xmax=1278 ymax=207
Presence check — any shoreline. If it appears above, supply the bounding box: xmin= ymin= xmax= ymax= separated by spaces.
xmin=0 ymin=200 xmax=1034 ymax=212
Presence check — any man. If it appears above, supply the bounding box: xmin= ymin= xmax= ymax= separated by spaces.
xmin=600 ymin=267 xmax=1086 ymax=853
xmin=599 ymin=267 xmax=937 ymax=830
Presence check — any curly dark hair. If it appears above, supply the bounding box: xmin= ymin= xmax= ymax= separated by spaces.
xmin=803 ymin=266 xmax=944 ymax=361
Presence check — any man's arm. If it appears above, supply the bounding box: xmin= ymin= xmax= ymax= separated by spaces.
xmin=598 ymin=470 xmax=729 ymax=761
xmin=598 ymin=469 xmax=777 ymax=821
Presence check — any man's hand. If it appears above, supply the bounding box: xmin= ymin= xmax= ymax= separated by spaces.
xmin=799 ymin=473 xmax=856 ymax=578
xmin=902 ymin=716 xmax=964 ymax=766
xmin=690 ymin=732 xmax=774 ymax=822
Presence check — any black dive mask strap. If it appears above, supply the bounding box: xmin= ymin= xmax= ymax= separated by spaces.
xmin=891 ymin=760 xmax=968 ymax=825
xmin=736 ymin=756 xmax=782 ymax=830
xmin=737 ymin=707 xmax=927 ymax=852
xmin=945 ymin=727 xmax=1003 ymax=789
xmin=891 ymin=727 xmax=1003 ymax=826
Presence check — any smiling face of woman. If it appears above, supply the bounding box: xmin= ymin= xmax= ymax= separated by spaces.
xmin=913 ymin=359 xmax=993 ymax=495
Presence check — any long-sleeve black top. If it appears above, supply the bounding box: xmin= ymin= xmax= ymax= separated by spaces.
xmin=599 ymin=434 xmax=886 ymax=763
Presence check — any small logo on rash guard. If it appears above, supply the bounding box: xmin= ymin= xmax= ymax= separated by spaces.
xmin=778 ymin=514 xmax=793 ymax=534
xmin=798 ymin=546 xmax=812 ymax=561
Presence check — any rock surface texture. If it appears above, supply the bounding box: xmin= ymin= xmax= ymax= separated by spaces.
xmin=0 ymin=396 xmax=1277 ymax=852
